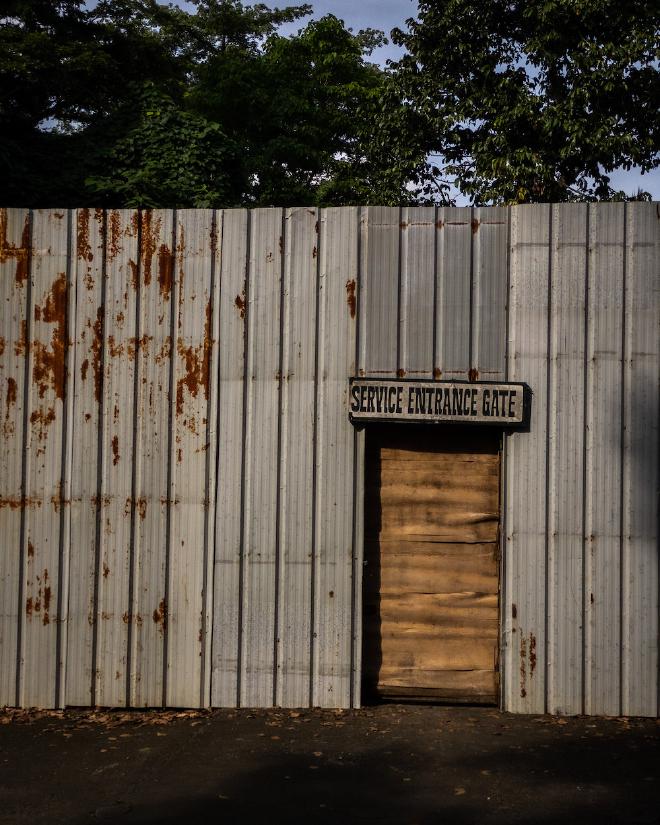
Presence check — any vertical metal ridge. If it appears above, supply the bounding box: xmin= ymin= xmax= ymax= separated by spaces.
xmin=580 ymin=203 xmax=591 ymax=716
xmin=431 ymin=206 xmax=438 ymax=376
xmin=396 ymin=205 xmax=403 ymax=373
xmin=468 ymin=205 xmax=475 ymax=371
xmin=272 ymin=209 xmax=286 ymax=706
xmin=309 ymin=207 xmax=321 ymax=708
xmin=203 ymin=209 xmax=221 ymax=709
xmin=126 ymin=209 xmax=143 ymax=707
xmin=161 ymin=208 xmax=178 ymax=707
xmin=15 ymin=208 xmax=33 ymax=708
xmin=91 ymin=210 xmax=108 ymax=707
xmin=236 ymin=209 xmax=252 ymax=707
xmin=55 ymin=209 xmax=76 ymax=708
xmin=543 ymin=205 xmax=554 ymax=715
xmin=618 ymin=202 xmax=627 ymax=718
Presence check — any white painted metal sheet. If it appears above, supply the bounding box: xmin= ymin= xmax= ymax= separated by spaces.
xmin=131 ymin=209 xmax=174 ymax=706
xmin=240 ymin=208 xmax=283 ymax=707
xmin=584 ymin=203 xmax=625 ymax=716
xmin=436 ymin=207 xmax=471 ymax=378
xmin=276 ymin=207 xmax=317 ymax=707
xmin=504 ymin=204 xmax=551 ymax=714
xmin=167 ymin=209 xmax=219 ymax=708
xmin=546 ymin=203 xmax=587 ymax=715
xmin=66 ymin=208 xmax=105 ymax=706
xmin=472 ymin=206 xmax=508 ymax=380
xmin=95 ymin=209 xmax=139 ymax=707
xmin=622 ymin=203 xmax=659 ymax=717
xmin=399 ymin=207 xmax=435 ymax=377
xmin=314 ymin=207 xmax=359 ymax=708
xmin=212 ymin=209 xmax=248 ymax=707
xmin=360 ymin=207 xmax=399 ymax=376
xmin=0 ymin=208 xmax=30 ymax=707
xmin=20 ymin=209 xmax=73 ymax=708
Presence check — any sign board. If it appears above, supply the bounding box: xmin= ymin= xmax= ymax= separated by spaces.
xmin=349 ymin=378 xmax=530 ymax=427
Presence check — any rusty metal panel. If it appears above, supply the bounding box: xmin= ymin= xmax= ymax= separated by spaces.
xmin=435 ymin=206 xmax=471 ymax=378
xmin=66 ymin=208 xmax=105 ymax=706
xmin=167 ymin=209 xmax=219 ymax=708
xmin=399 ymin=207 xmax=435 ymax=377
xmin=622 ymin=203 xmax=659 ymax=717
xmin=240 ymin=208 xmax=283 ymax=707
xmin=504 ymin=204 xmax=551 ymax=714
xmin=584 ymin=203 xmax=625 ymax=716
xmin=360 ymin=207 xmax=399 ymax=376
xmin=0 ymin=208 xmax=30 ymax=706
xmin=275 ymin=207 xmax=317 ymax=707
xmin=95 ymin=209 xmax=139 ymax=707
xmin=19 ymin=209 xmax=73 ymax=708
xmin=314 ymin=207 xmax=359 ymax=708
xmin=472 ymin=206 xmax=508 ymax=381
xmin=546 ymin=203 xmax=587 ymax=715
xmin=211 ymin=209 xmax=248 ymax=707
xmin=130 ymin=209 xmax=174 ymax=706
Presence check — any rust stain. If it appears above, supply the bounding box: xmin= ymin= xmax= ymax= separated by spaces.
xmin=529 ymin=633 xmax=537 ymax=676
xmin=153 ymin=598 xmax=167 ymax=633
xmin=137 ymin=497 xmax=147 ymax=520
xmin=312 ymin=245 xmax=317 ymax=259
xmin=108 ymin=211 xmax=122 ymax=259
xmin=436 ymin=218 xmax=445 ymax=229
xmin=32 ymin=271 xmax=68 ymax=400
xmin=0 ymin=209 xmax=30 ymax=285
xmin=209 ymin=221 xmax=217 ymax=255
xmin=3 ymin=377 xmax=17 ymax=436
xmin=512 ymin=603 xmax=517 ymax=619
xmin=102 ymin=562 xmax=110 ymax=579
xmin=80 ymin=358 xmax=89 ymax=381
xmin=400 ymin=221 xmax=408 ymax=229
xmin=140 ymin=211 xmax=161 ymax=287
xmin=0 ymin=496 xmax=42 ymax=510
xmin=396 ymin=368 xmax=406 ymax=378
xmin=433 ymin=367 xmax=442 ymax=380
xmin=234 ymin=291 xmax=246 ymax=319
xmin=471 ymin=218 xmax=480 ymax=235
xmin=76 ymin=208 xmax=93 ymax=263
xmin=116 ymin=311 xmax=124 ymax=326
xmin=122 ymin=611 xmax=143 ymax=626
xmin=0 ymin=337 xmax=4 ymax=356
xmin=111 ymin=435 xmax=119 ymax=465
xmin=278 ymin=235 xmax=283 ymax=255
xmin=91 ymin=307 xmax=103 ymax=403
xmin=177 ymin=448 xmax=182 ymax=464
xmin=175 ymin=301 xmax=212 ymax=420
xmin=14 ymin=320 xmax=27 ymax=357
xmin=157 ymin=244 xmax=174 ymax=300
xmin=345 ymin=279 xmax=356 ymax=319
xmin=26 ymin=597 xmax=33 ymax=617
xmin=30 ymin=406 xmax=56 ymax=443
xmin=520 ymin=635 xmax=527 ymax=699
xmin=27 ymin=540 xmax=35 ymax=558
xmin=468 ymin=368 xmax=479 ymax=382
xmin=129 ymin=259 xmax=139 ymax=290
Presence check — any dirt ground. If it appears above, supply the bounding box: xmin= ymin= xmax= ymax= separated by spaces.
xmin=1 ymin=703 xmax=658 ymax=825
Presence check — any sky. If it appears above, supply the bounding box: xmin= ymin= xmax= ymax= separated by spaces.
xmin=180 ymin=0 xmax=660 ymax=200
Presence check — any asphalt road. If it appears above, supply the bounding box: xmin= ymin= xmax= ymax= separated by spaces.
xmin=1 ymin=704 xmax=658 ymax=824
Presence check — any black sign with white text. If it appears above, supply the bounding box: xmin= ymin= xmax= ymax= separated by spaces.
xmin=349 ymin=378 xmax=530 ymax=427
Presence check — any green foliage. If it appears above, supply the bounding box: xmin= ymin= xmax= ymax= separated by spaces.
xmin=391 ymin=0 xmax=660 ymax=203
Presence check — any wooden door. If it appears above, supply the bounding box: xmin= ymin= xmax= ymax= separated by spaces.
xmin=362 ymin=426 xmax=500 ymax=703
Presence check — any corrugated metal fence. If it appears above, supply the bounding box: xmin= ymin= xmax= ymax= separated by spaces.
xmin=0 ymin=204 xmax=657 ymax=715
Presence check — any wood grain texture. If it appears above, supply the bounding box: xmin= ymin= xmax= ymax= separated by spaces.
xmin=363 ymin=426 xmax=500 ymax=702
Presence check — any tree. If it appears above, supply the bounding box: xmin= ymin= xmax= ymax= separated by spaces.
xmin=390 ymin=0 xmax=660 ymax=203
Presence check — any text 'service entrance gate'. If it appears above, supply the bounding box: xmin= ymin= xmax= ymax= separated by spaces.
xmin=362 ymin=426 xmax=501 ymax=704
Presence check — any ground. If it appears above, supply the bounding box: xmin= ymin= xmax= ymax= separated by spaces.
xmin=1 ymin=704 xmax=658 ymax=824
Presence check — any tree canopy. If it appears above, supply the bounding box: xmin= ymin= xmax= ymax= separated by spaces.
xmin=1 ymin=0 xmax=658 ymax=206
xmin=390 ymin=0 xmax=660 ymax=203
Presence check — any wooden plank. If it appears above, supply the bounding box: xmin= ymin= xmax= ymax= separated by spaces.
xmin=167 ymin=209 xmax=218 ymax=708
xmin=276 ymin=207 xmax=317 ymax=707
xmin=504 ymin=204 xmax=550 ymax=713
xmin=212 ymin=209 xmax=248 ymax=707
xmin=20 ymin=209 xmax=72 ymax=708
xmin=546 ymin=203 xmax=587 ymax=715
xmin=0 ymin=208 xmax=30 ymax=707
xmin=436 ymin=207 xmax=471 ymax=378
xmin=374 ymin=669 xmax=496 ymax=699
xmin=240 ymin=208 xmax=283 ymax=707
xmin=621 ymin=203 xmax=659 ymax=716
xmin=66 ymin=208 xmax=105 ymax=706
xmin=584 ymin=203 xmax=625 ymax=716
xmin=95 ymin=209 xmax=139 ymax=707
xmin=360 ymin=207 xmax=399 ymax=375
xmin=399 ymin=206 xmax=435 ymax=377
xmin=129 ymin=209 xmax=174 ymax=707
